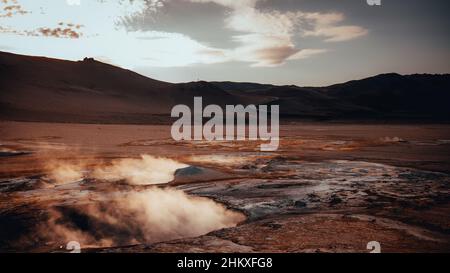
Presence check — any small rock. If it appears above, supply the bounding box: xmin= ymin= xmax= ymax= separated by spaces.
xmin=329 ymin=195 xmax=342 ymax=205
xmin=294 ymin=200 xmax=307 ymax=208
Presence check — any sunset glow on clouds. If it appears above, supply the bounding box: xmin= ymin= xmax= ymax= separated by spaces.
xmin=202 ymin=0 xmax=366 ymax=66
xmin=1 ymin=0 xmax=447 ymax=86
xmin=0 ymin=0 xmax=367 ymax=68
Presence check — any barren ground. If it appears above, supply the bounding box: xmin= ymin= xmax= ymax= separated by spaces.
xmin=0 ymin=121 xmax=449 ymax=252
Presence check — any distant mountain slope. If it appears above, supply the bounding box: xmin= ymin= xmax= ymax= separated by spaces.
xmin=253 ymin=86 xmax=373 ymax=118
xmin=0 ymin=51 xmax=240 ymax=123
xmin=215 ymin=74 xmax=450 ymax=120
xmin=321 ymin=73 xmax=450 ymax=119
xmin=1 ymin=51 xmax=449 ymax=123
xmin=210 ymin=81 xmax=275 ymax=92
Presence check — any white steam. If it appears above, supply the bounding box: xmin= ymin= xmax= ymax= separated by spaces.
xmin=188 ymin=155 xmax=250 ymax=167
xmin=92 ymin=155 xmax=188 ymax=185
xmin=46 ymin=161 xmax=86 ymax=184
xmin=35 ymin=154 xmax=244 ymax=250
xmin=42 ymin=188 xmax=245 ymax=248
xmin=46 ymin=155 xmax=187 ymax=185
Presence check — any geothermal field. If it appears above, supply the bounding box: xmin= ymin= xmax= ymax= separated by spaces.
xmin=0 ymin=0 xmax=449 ymax=259
xmin=1 ymin=121 xmax=449 ymax=253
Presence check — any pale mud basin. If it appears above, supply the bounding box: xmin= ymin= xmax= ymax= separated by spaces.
xmin=0 ymin=121 xmax=449 ymax=252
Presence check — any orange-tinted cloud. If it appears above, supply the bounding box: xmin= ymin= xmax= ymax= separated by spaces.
xmin=0 ymin=22 xmax=84 ymax=39
xmin=1 ymin=1 xmax=81 ymax=39
xmin=254 ymin=46 xmax=300 ymax=66
xmin=38 ymin=25 xmax=83 ymax=39
xmin=0 ymin=0 xmax=29 ymax=18
xmin=0 ymin=26 xmax=83 ymax=39
xmin=303 ymin=12 xmax=368 ymax=42
xmin=185 ymin=0 xmax=365 ymax=67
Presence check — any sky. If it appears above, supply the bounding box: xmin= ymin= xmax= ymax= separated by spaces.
xmin=0 ymin=0 xmax=449 ymax=86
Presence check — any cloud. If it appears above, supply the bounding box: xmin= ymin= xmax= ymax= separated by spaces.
xmin=0 ymin=1 xmax=83 ymax=39
xmin=302 ymin=12 xmax=369 ymax=42
xmin=231 ymin=33 xmax=303 ymax=67
xmin=221 ymin=6 xmax=304 ymax=66
xmin=190 ymin=0 xmax=258 ymax=9
xmin=253 ymin=46 xmax=299 ymax=66
xmin=38 ymin=23 xmax=83 ymax=39
xmin=0 ymin=22 xmax=83 ymax=39
xmin=0 ymin=0 xmax=29 ymax=18
xmin=185 ymin=0 xmax=366 ymax=67
xmin=288 ymin=48 xmax=329 ymax=61
xmin=0 ymin=0 xmax=367 ymax=68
